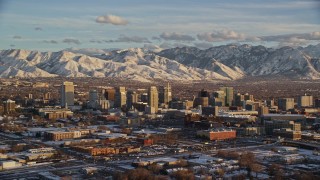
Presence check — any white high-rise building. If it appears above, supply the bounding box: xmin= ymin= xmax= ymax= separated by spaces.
xmin=148 ymin=86 xmax=158 ymax=112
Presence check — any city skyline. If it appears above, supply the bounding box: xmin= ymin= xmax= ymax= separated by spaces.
xmin=1 ymin=0 xmax=319 ymax=51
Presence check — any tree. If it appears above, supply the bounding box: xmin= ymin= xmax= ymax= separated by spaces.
xmin=251 ymin=163 xmax=264 ymax=178
xmin=238 ymin=151 xmax=255 ymax=178
xmin=11 ymin=144 xmax=25 ymax=152
xmin=268 ymin=163 xmax=281 ymax=177
xmin=172 ymin=169 xmax=194 ymax=180
xmin=215 ymin=168 xmax=225 ymax=178
xmin=148 ymin=163 xmax=162 ymax=174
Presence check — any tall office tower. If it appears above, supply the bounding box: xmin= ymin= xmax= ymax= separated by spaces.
xmin=114 ymin=87 xmax=127 ymax=108
xmin=266 ymin=99 xmax=274 ymax=107
xmin=234 ymin=93 xmax=244 ymax=107
xmin=278 ymin=98 xmax=295 ymax=111
xmin=61 ymin=81 xmax=74 ymax=107
xmin=258 ymin=106 xmax=269 ymax=117
xmin=159 ymin=82 xmax=172 ymax=104
xmin=127 ymin=90 xmax=138 ymax=109
xmin=103 ymin=88 xmax=115 ymax=101
xmin=88 ymin=90 xmax=99 ymax=109
xmin=298 ymin=94 xmax=313 ymax=107
xmin=140 ymin=93 xmax=148 ymax=103
xmin=3 ymin=99 xmax=16 ymax=114
xmin=212 ymin=90 xmax=226 ymax=107
xmin=244 ymin=93 xmax=254 ymax=101
xmin=315 ymin=99 xmax=320 ymax=108
xmin=199 ymin=89 xmax=210 ymax=97
xmin=219 ymin=87 xmax=234 ymax=106
xmin=43 ymin=92 xmax=51 ymax=100
xmin=148 ymin=86 xmax=159 ymax=112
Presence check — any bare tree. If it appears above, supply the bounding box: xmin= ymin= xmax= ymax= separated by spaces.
xmin=251 ymin=163 xmax=264 ymax=178
xmin=238 ymin=151 xmax=255 ymax=178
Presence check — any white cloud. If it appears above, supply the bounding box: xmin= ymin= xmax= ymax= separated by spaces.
xmin=96 ymin=14 xmax=128 ymax=25
xmin=159 ymin=32 xmax=195 ymax=41
xmin=197 ymin=30 xmax=249 ymax=42
xmin=143 ymin=44 xmax=163 ymax=52
xmin=260 ymin=31 xmax=320 ymax=46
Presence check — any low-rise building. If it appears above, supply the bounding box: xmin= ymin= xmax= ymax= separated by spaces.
xmin=236 ymin=127 xmax=265 ymax=136
xmin=273 ymin=128 xmax=301 ymax=140
xmin=265 ymin=120 xmax=301 ymax=135
xmin=0 ymin=160 xmax=22 ymax=169
xmin=38 ymin=108 xmax=73 ymax=120
xmin=197 ymin=129 xmax=236 ymax=140
xmin=44 ymin=131 xmax=81 ymax=141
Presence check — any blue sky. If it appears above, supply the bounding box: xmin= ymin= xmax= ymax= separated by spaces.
xmin=0 ymin=0 xmax=319 ymax=51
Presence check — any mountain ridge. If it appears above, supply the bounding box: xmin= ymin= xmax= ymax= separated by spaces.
xmin=0 ymin=44 xmax=319 ymax=82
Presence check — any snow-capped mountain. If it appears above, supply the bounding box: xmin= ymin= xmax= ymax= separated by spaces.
xmin=0 ymin=44 xmax=319 ymax=81
xmin=158 ymin=44 xmax=320 ymax=79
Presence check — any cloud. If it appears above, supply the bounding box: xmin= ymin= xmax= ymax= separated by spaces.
xmin=43 ymin=40 xmax=58 ymax=44
xmin=35 ymin=27 xmax=43 ymax=31
xmin=194 ymin=42 xmax=213 ymax=49
xmin=159 ymin=42 xmax=189 ymax=49
xmin=143 ymin=44 xmax=163 ymax=53
xmin=197 ymin=30 xmax=250 ymax=42
xmin=96 ymin=14 xmax=128 ymax=25
xmin=13 ymin=35 xmax=22 ymax=39
xmin=89 ymin=39 xmax=103 ymax=44
xmin=159 ymin=43 xmax=173 ymax=49
xmin=159 ymin=32 xmax=195 ymax=41
xmin=62 ymin=38 xmax=81 ymax=45
xmin=105 ymin=35 xmax=151 ymax=43
xmin=260 ymin=31 xmax=320 ymax=46
xmin=152 ymin=36 xmax=161 ymax=41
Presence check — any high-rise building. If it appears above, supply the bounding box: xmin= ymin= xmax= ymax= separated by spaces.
xmin=43 ymin=92 xmax=51 ymax=100
xmin=258 ymin=106 xmax=269 ymax=117
xmin=298 ymin=94 xmax=313 ymax=108
xmin=194 ymin=97 xmax=209 ymax=107
xmin=148 ymin=86 xmax=158 ymax=112
xmin=3 ymin=99 xmax=15 ymax=114
xmin=212 ymin=90 xmax=225 ymax=107
xmin=278 ymin=98 xmax=294 ymax=111
xmin=266 ymin=99 xmax=274 ymax=107
xmin=140 ymin=93 xmax=148 ymax=103
xmin=88 ymin=90 xmax=99 ymax=109
xmin=127 ymin=90 xmax=138 ymax=109
xmin=114 ymin=87 xmax=127 ymax=108
xmin=234 ymin=93 xmax=244 ymax=107
xmin=199 ymin=89 xmax=210 ymax=97
xmin=244 ymin=93 xmax=254 ymax=101
xmin=103 ymin=88 xmax=115 ymax=101
xmin=159 ymin=82 xmax=172 ymax=105
xmin=315 ymin=98 xmax=320 ymax=108
xmin=61 ymin=81 xmax=74 ymax=107
xmin=219 ymin=87 xmax=234 ymax=106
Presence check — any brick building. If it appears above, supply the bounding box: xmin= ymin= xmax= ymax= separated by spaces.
xmin=197 ymin=129 xmax=236 ymax=140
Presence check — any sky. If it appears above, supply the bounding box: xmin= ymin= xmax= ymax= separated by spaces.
xmin=0 ymin=0 xmax=319 ymax=51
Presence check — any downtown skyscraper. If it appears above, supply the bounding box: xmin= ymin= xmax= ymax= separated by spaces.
xmin=61 ymin=81 xmax=74 ymax=107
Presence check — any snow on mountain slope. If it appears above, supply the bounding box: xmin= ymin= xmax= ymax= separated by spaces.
xmin=0 ymin=43 xmax=319 ymax=81
xmin=158 ymin=43 xmax=320 ymax=79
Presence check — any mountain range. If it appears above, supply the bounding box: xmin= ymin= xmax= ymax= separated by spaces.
xmin=0 ymin=44 xmax=319 ymax=82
